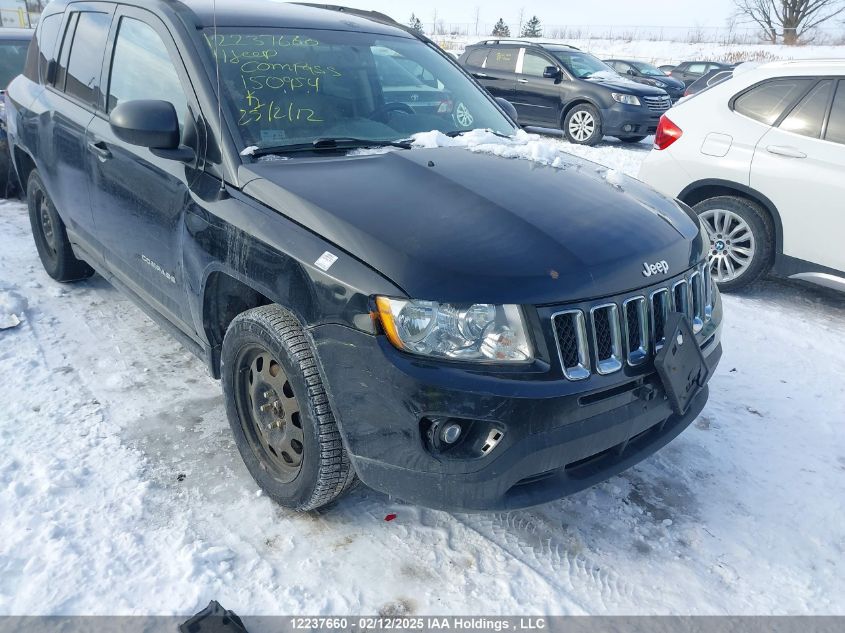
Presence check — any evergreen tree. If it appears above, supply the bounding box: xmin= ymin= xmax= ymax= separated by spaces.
xmin=520 ymin=16 xmax=542 ymax=38
xmin=408 ymin=13 xmax=424 ymax=34
xmin=491 ymin=18 xmax=510 ymax=37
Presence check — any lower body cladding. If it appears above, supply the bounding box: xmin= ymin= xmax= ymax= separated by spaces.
xmin=311 ymin=322 xmax=722 ymax=512
xmin=602 ymin=103 xmax=668 ymax=137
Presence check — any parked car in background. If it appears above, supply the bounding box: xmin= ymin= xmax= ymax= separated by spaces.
xmin=7 ymin=0 xmax=722 ymax=512
xmin=604 ymin=59 xmax=685 ymax=101
xmin=684 ymin=68 xmax=733 ymax=97
xmin=640 ymin=60 xmax=845 ymax=293
xmin=0 ymin=27 xmax=33 ymax=197
xmin=671 ymin=61 xmax=734 ymax=88
xmin=459 ymin=40 xmax=672 ymax=145
xmin=658 ymin=64 xmax=676 ymax=75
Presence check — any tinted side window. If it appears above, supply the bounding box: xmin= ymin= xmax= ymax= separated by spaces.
xmin=688 ymin=63 xmax=707 ymax=75
xmin=108 ymin=17 xmax=188 ymax=126
xmin=521 ymin=52 xmax=550 ymax=77
xmin=780 ymin=80 xmax=833 ymax=139
xmin=823 ymin=80 xmax=845 ymax=144
xmin=734 ymin=79 xmax=813 ymax=125
xmin=464 ymin=48 xmax=487 ymax=67
xmin=65 ymin=12 xmax=112 ymax=105
xmin=486 ymin=48 xmax=517 ymax=72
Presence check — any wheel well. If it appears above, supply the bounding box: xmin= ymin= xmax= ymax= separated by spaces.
xmin=678 ymin=182 xmax=783 ymax=254
xmin=13 ymin=147 xmax=36 ymax=193
xmin=203 ymin=271 xmax=271 ymax=352
xmin=560 ymin=99 xmax=595 ymax=123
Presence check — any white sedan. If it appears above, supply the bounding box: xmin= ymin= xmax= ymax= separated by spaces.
xmin=639 ymin=60 xmax=845 ymax=292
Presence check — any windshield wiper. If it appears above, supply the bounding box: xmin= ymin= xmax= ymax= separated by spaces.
xmin=249 ymin=137 xmax=413 ymax=157
xmin=445 ymin=129 xmax=511 ymax=139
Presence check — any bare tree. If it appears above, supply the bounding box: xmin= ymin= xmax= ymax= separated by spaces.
xmin=474 ymin=6 xmax=481 ymax=36
xmin=734 ymin=0 xmax=845 ymax=44
xmin=517 ymin=8 xmax=526 ymax=36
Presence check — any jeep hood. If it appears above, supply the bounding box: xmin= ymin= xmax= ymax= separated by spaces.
xmin=240 ymin=147 xmax=704 ymax=305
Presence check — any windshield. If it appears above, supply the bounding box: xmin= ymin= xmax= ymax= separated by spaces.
xmin=0 ymin=40 xmax=30 ymax=87
xmin=551 ymin=50 xmax=614 ymax=79
xmin=204 ymin=29 xmax=515 ymax=151
xmin=632 ymin=61 xmax=666 ymax=77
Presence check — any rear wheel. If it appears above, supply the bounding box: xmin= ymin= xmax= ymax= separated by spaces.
xmin=221 ymin=305 xmax=357 ymax=511
xmin=563 ymin=104 xmax=602 ymax=146
xmin=27 ymin=170 xmax=94 ymax=282
xmin=694 ymin=196 xmax=773 ymax=292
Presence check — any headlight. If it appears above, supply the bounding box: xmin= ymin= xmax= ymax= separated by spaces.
xmin=611 ymin=93 xmax=641 ymax=106
xmin=375 ymin=297 xmax=533 ymax=363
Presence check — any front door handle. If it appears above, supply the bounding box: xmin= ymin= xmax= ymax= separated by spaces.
xmin=88 ymin=140 xmax=113 ymax=161
xmin=517 ymin=78 xmax=529 ymax=84
xmin=473 ymin=72 xmax=489 ymax=79
xmin=766 ymin=145 xmax=807 ymax=159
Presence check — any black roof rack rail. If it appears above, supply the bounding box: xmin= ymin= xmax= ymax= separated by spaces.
xmin=291 ymin=4 xmax=399 ymax=27
xmin=473 ymin=39 xmax=580 ymax=51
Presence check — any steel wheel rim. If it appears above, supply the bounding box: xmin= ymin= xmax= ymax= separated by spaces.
xmin=569 ymin=110 xmax=595 ymax=142
xmin=38 ymin=195 xmax=58 ymax=255
xmin=234 ymin=345 xmax=305 ymax=484
xmin=699 ymin=208 xmax=756 ymax=283
xmin=456 ymin=102 xmax=474 ymax=128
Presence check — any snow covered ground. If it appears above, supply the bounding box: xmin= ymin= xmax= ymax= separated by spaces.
xmin=1 ymin=132 xmax=844 ymax=619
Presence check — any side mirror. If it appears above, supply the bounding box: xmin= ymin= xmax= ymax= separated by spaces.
xmin=543 ymin=66 xmax=561 ymax=79
xmin=495 ymin=97 xmax=518 ymax=125
xmin=110 ymin=100 xmax=194 ymax=162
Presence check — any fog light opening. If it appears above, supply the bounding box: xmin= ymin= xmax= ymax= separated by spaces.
xmin=441 ymin=423 xmax=463 ymax=445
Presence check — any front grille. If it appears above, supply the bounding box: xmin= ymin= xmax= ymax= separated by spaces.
xmin=552 ymin=263 xmax=714 ymax=380
xmin=643 ymin=95 xmax=672 ymax=112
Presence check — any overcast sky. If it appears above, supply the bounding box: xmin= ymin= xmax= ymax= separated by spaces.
xmin=329 ymin=0 xmax=740 ymax=29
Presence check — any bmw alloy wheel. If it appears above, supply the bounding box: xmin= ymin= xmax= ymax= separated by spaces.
xmin=699 ymin=208 xmax=757 ymax=283
xmin=568 ymin=110 xmax=595 ymax=142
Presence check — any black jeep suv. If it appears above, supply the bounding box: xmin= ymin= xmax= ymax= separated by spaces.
xmin=7 ymin=0 xmax=722 ymax=512
xmin=459 ymin=40 xmax=672 ymax=145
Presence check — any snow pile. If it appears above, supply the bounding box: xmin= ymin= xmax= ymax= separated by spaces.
xmin=0 ymin=288 xmax=27 ymax=330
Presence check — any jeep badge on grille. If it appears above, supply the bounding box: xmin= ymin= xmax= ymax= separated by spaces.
xmin=642 ymin=260 xmax=670 ymax=277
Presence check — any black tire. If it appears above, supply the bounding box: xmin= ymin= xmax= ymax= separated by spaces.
xmin=617 ymin=135 xmax=648 ymax=143
xmin=27 ymin=170 xmax=95 ymax=282
xmin=563 ymin=103 xmax=603 ymax=146
xmin=221 ymin=304 xmax=357 ymax=511
xmin=693 ymin=195 xmax=774 ymax=292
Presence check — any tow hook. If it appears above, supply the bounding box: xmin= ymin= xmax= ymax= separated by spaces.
xmin=635 ymin=384 xmax=657 ymax=402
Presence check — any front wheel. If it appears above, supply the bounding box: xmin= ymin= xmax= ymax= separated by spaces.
xmin=694 ymin=196 xmax=773 ymax=292
xmin=221 ymin=305 xmax=357 ymax=511
xmin=563 ymin=104 xmax=602 ymax=146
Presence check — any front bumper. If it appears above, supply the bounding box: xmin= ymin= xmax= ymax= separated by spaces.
xmin=602 ymin=103 xmax=666 ymax=137
xmin=311 ymin=304 xmax=722 ymax=511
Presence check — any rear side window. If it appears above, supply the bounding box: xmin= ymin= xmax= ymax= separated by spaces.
xmin=64 ymin=11 xmax=112 ymax=105
xmin=687 ymin=63 xmax=707 ymax=75
xmin=486 ymin=48 xmax=518 ymax=72
xmin=24 ymin=14 xmax=62 ymax=83
xmin=779 ymin=80 xmax=834 ymax=139
xmin=107 ymin=17 xmax=188 ymax=126
xmin=464 ymin=48 xmax=487 ymax=68
xmin=824 ymin=81 xmax=845 ymax=144
xmin=733 ymin=78 xmax=813 ymax=125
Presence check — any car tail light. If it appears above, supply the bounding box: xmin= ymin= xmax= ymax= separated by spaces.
xmin=654 ymin=115 xmax=683 ymax=150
